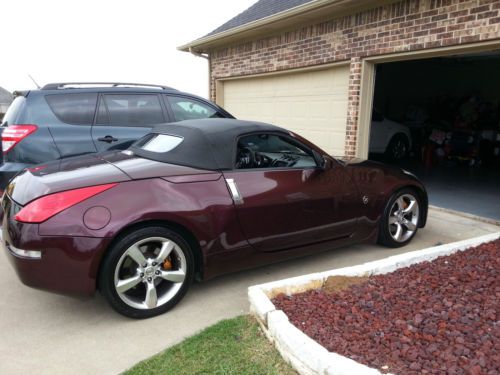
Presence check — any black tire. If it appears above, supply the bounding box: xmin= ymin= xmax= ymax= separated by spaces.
xmin=99 ymin=226 xmax=194 ymax=319
xmin=378 ymin=188 xmax=421 ymax=248
xmin=385 ymin=134 xmax=409 ymax=161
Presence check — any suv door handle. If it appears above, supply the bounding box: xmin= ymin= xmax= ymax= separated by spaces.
xmin=98 ymin=135 xmax=119 ymax=143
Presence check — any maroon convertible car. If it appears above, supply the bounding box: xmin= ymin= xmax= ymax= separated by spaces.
xmin=2 ymin=119 xmax=427 ymax=318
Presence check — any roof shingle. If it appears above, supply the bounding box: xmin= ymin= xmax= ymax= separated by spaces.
xmin=207 ymin=0 xmax=314 ymax=36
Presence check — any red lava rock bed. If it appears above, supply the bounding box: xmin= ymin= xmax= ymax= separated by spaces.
xmin=273 ymin=240 xmax=499 ymax=374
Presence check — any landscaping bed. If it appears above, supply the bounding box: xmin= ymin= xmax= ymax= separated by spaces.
xmin=273 ymin=240 xmax=499 ymax=374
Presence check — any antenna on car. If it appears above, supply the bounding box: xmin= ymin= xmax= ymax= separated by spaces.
xmin=28 ymin=74 xmax=41 ymax=89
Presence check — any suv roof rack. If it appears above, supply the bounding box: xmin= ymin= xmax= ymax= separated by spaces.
xmin=41 ymin=82 xmax=176 ymax=90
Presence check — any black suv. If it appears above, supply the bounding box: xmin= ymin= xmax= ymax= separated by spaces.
xmin=0 ymin=83 xmax=233 ymax=190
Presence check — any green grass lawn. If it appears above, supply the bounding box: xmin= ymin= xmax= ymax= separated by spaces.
xmin=124 ymin=315 xmax=296 ymax=375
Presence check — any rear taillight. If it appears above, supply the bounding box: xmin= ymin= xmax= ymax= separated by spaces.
xmin=15 ymin=183 xmax=117 ymax=223
xmin=2 ymin=124 xmax=38 ymax=154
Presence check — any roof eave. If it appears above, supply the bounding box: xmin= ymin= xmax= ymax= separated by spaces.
xmin=178 ymin=0 xmax=350 ymax=53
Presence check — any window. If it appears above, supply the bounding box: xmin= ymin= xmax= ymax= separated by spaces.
xmin=98 ymin=94 xmax=164 ymax=127
xmin=236 ymin=133 xmax=316 ymax=169
xmin=167 ymin=96 xmax=223 ymax=121
xmin=2 ymin=96 xmax=26 ymax=125
xmin=45 ymin=93 xmax=98 ymax=125
xmin=135 ymin=133 xmax=183 ymax=153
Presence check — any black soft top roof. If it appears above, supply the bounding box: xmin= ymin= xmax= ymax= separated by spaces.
xmin=130 ymin=119 xmax=289 ymax=170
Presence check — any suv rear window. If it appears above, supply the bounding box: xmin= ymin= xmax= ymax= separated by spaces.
xmin=2 ymin=96 xmax=26 ymax=125
xmin=45 ymin=93 xmax=98 ymax=125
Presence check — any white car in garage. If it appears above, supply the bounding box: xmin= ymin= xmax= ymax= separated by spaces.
xmin=369 ymin=109 xmax=412 ymax=160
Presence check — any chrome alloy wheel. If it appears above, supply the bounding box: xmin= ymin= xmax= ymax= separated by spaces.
xmin=388 ymin=193 xmax=419 ymax=243
xmin=113 ymin=237 xmax=187 ymax=310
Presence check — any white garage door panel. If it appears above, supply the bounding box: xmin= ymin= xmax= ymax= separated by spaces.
xmin=222 ymin=66 xmax=349 ymax=156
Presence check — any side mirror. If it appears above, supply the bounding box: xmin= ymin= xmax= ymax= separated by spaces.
xmin=312 ymin=150 xmax=327 ymax=170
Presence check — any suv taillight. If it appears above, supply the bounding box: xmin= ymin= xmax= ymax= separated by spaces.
xmin=2 ymin=125 xmax=38 ymax=154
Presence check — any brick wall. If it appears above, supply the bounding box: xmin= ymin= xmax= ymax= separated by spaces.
xmin=209 ymin=0 xmax=500 ymax=156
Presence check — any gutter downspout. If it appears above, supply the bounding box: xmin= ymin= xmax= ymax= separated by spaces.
xmin=189 ymin=47 xmax=211 ymax=99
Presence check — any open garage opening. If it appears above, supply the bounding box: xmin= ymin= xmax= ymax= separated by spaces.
xmin=368 ymin=51 xmax=500 ymax=221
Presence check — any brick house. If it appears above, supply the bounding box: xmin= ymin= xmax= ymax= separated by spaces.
xmin=179 ymin=0 xmax=500 ymax=162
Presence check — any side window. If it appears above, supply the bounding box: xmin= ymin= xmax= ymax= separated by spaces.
xmin=98 ymin=94 xmax=165 ymax=127
xmin=134 ymin=133 xmax=184 ymax=153
xmin=45 ymin=93 xmax=98 ymax=125
xmin=167 ymin=96 xmax=223 ymax=121
xmin=236 ymin=133 xmax=317 ymax=169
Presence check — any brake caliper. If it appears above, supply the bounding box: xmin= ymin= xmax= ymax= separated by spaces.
xmin=163 ymin=258 xmax=173 ymax=270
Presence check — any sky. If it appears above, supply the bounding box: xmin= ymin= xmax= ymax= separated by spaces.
xmin=0 ymin=0 xmax=257 ymax=98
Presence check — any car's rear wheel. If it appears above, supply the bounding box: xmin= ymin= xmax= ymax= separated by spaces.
xmin=385 ymin=134 xmax=409 ymax=161
xmin=378 ymin=189 xmax=420 ymax=248
xmin=99 ymin=226 xmax=194 ymax=319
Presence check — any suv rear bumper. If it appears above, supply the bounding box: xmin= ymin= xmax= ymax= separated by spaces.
xmin=0 ymin=162 xmax=28 ymax=191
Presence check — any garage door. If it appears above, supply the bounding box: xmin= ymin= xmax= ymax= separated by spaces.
xmin=221 ymin=65 xmax=349 ymax=156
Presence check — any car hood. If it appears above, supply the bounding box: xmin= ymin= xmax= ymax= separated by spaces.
xmin=338 ymin=157 xmax=388 ymax=170
xmin=7 ymin=151 xmax=221 ymax=206
xmin=337 ymin=158 xmax=425 ymax=191
xmin=337 ymin=156 xmax=423 ymax=188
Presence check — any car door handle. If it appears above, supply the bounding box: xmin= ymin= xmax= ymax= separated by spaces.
xmin=98 ymin=135 xmax=119 ymax=143
xmin=225 ymin=178 xmax=244 ymax=205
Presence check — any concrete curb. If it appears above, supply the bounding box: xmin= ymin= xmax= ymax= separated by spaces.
xmin=429 ymin=205 xmax=500 ymax=226
xmin=248 ymin=232 xmax=500 ymax=375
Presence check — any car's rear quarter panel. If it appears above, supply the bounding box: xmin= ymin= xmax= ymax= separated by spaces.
xmin=2 ymin=194 xmax=111 ymax=295
xmin=37 ymin=177 xmax=249 ymax=286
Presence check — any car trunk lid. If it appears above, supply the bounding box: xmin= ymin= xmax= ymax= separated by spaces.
xmin=7 ymin=150 xmax=221 ymax=206
xmin=99 ymin=150 xmax=222 ymax=182
xmin=7 ymin=153 xmax=131 ymax=206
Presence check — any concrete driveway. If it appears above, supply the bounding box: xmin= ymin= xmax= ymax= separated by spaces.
xmin=0 ymin=208 xmax=497 ymax=375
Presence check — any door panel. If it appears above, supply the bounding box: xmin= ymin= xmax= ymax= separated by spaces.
xmin=223 ymin=165 xmax=358 ymax=252
xmin=41 ymin=92 xmax=97 ymax=158
xmin=91 ymin=94 xmax=167 ymax=152
xmin=92 ymin=125 xmax=150 ymax=151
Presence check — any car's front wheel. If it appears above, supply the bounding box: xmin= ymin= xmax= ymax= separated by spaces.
xmin=378 ymin=189 xmax=421 ymax=248
xmin=99 ymin=226 xmax=194 ymax=319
